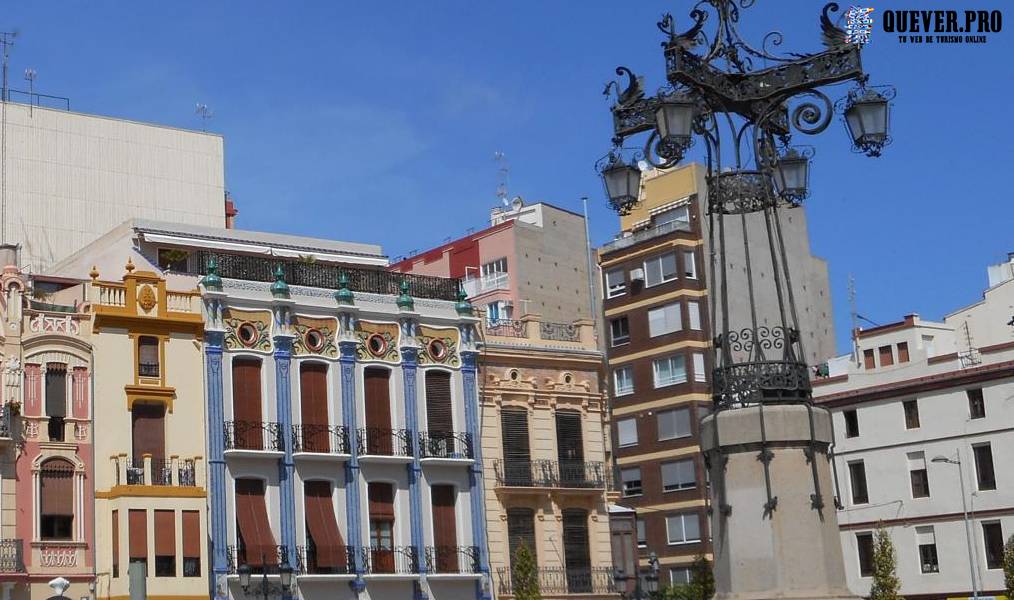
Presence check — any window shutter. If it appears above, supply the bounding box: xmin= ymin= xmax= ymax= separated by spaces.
xmin=562 ymin=509 xmax=591 ymax=585
xmin=425 ymin=371 xmax=453 ymax=433
xmin=129 ymin=509 xmax=147 ymax=560
xmin=235 ymin=479 xmax=278 ymax=566
xmin=232 ymin=358 xmax=263 ymax=425
xmin=500 ymin=408 xmax=530 ymax=463
xmin=617 ymin=419 xmax=637 ymax=446
xmin=693 ymin=353 xmax=707 ymax=382
xmin=132 ymin=402 xmax=166 ymax=460
xmin=688 ymin=302 xmax=701 ymax=330
xmin=182 ymin=511 xmax=201 ymax=560
xmin=364 ymin=368 xmax=392 ymax=430
xmin=40 ymin=460 xmax=74 ymax=516
xmin=304 ymin=481 xmax=345 ymax=568
xmin=45 ymin=364 xmax=67 ymax=418
xmin=368 ymin=482 xmax=395 ymax=520
xmin=300 ymin=363 xmax=330 ymax=452
xmin=154 ymin=510 xmax=175 ymax=557
xmin=430 ymin=485 xmax=458 ymax=548
xmin=112 ymin=510 xmax=120 ymax=572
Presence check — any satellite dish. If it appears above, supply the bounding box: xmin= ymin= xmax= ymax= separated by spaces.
xmin=511 ymin=196 xmax=523 ymax=211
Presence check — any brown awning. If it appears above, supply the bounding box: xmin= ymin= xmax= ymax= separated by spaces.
xmin=368 ymin=482 xmax=394 ymax=520
xmin=154 ymin=510 xmax=175 ymax=557
xmin=182 ymin=511 xmax=201 ymax=559
xmin=40 ymin=461 xmax=74 ymax=516
xmin=129 ymin=510 xmax=147 ymax=559
xmin=235 ymin=479 xmax=277 ymax=566
xmin=303 ymin=481 xmax=345 ymax=568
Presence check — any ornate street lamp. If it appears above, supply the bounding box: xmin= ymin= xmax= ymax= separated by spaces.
xmin=842 ymin=86 xmax=894 ymax=157
xmin=653 ymin=92 xmax=696 ymax=162
xmin=238 ymin=555 xmax=294 ymax=599
xmin=599 ymin=152 xmax=642 ymax=215
xmin=772 ymin=147 xmax=813 ymax=205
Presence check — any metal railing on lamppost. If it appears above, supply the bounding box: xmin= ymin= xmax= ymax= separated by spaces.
xmin=931 ymin=451 xmax=979 ymax=600
xmin=237 ymin=554 xmax=295 ymax=599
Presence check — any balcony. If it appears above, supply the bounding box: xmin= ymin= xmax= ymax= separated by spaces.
xmin=496 ymin=566 xmax=618 ymax=596
xmin=292 ymin=424 xmax=350 ymax=458
xmin=480 ymin=314 xmax=593 ymax=347
xmin=418 ymin=431 xmax=473 ymax=462
xmin=0 ymin=539 xmax=24 ymax=573
xmin=461 ymin=272 xmax=510 ymax=297
xmin=296 ymin=544 xmax=355 ymax=576
xmin=113 ymin=455 xmax=200 ymax=487
xmin=362 ymin=546 xmax=418 ymax=576
xmin=486 ymin=319 xmax=526 ymax=338
xmin=493 ymin=460 xmax=608 ymax=491
xmin=599 ymin=218 xmax=692 ymax=255
xmin=224 ymin=420 xmax=283 ymax=456
xmin=226 ymin=544 xmax=290 ymax=575
xmin=356 ymin=428 xmax=412 ymax=461
xmin=424 ymin=546 xmax=481 ymax=576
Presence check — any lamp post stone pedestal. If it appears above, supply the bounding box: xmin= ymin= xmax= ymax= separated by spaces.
xmin=702 ymin=405 xmax=856 ymax=600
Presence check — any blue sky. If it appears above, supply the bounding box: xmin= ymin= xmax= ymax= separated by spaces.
xmin=5 ymin=1 xmax=1012 ymax=353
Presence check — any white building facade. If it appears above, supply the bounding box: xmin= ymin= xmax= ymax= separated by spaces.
xmin=813 ymin=260 xmax=1014 ymax=600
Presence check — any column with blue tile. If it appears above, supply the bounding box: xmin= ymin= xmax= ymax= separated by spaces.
xmin=401 ymin=345 xmax=428 ymax=587
xmin=270 ymin=268 xmax=299 ymax=576
xmin=340 ymin=339 xmax=367 ymax=593
xmin=462 ymin=349 xmax=492 ymax=600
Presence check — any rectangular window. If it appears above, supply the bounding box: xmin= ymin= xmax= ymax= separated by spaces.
xmin=922 ymin=335 xmax=936 ymax=357
xmin=481 ymin=257 xmax=508 ymax=276
xmin=849 ymin=461 xmax=869 ymax=505
xmin=654 ymin=206 xmax=689 ymax=228
xmin=903 ymin=399 xmax=920 ymax=429
xmin=45 ymin=364 xmax=67 ymax=442
xmin=652 ymin=355 xmax=687 ymax=388
xmin=967 ymin=388 xmax=985 ymax=419
xmin=665 ymin=513 xmax=701 ymax=544
xmin=688 ymin=301 xmax=702 ymax=330
xmin=112 ymin=510 xmax=119 ymax=578
xmin=844 ymin=410 xmax=859 ymax=438
xmin=670 ymin=567 xmax=692 ymax=585
xmin=368 ymin=483 xmax=396 ymax=573
xmin=863 ymin=349 xmax=875 ymax=370
xmin=692 ymin=353 xmax=706 ymax=383
xmin=661 ymin=459 xmax=696 ymax=492
xmin=182 ymin=511 xmax=201 ymax=577
xmin=908 ymin=452 xmax=930 ymax=498
xmin=605 ymin=269 xmax=626 ymax=298
xmin=613 ymin=367 xmax=634 ymax=397
xmin=617 ymin=418 xmax=638 ymax=448
xmin=621 ymin=468 xmax=642 ymax=497
xmin=879 ymin=345 xmax=894 ymax=367
xmin=897 ymin=342 xmax=910 ymax=363
xmin=138 ymin=336 xmax=160 ymax=378
xmin=973 ymin=443 xmax=996 ymax=491
xmin=644 ymin=253 xmax=678 ymax=287
xmin=636 ymin=518 xmax=646 ymax=548
xmin=916 ymin=526 xmax=939 ymax=573
xmin=610 ymin=317 xmax=630 ymax=346
xmin=657 ymin=408 xmax=691 ymax=441
xmin=856 ymin=532 xmax=874 ymax=577
xmin=129 ymin=509 xmax=148 ymax=574
xmin=648 ymin=303 xmax=682 ymax=337
xmin=154 ymin=510 xmax=176 ymax=577
xmin=683 ymin=250 xmax=697 ymax=279
xmin=983 ymin=521 xmax=1004 ymax=569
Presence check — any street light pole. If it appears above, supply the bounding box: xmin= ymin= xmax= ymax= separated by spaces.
xmin=932 ymin=451 xmax=978 ymax=600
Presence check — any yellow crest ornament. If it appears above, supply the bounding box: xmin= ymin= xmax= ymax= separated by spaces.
xmin=138 ymin=284 xmax=157 ymax=312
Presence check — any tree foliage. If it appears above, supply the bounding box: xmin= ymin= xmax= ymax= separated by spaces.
xmin=869 ymin=526 xmax=901 ymax=600
xmin=511 ymin=542 xmax=541 ymax=600
xmin=658 ymin=555 xmax=715 ymax=600
xmin=1003 ymin=534 xmax=1014 ymax=600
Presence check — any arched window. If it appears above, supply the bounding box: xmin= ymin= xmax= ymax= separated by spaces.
xmin=40 ymin=458 xmax=74 ymax=540
xmin=138 ymin=336 xmax=160 ymax=377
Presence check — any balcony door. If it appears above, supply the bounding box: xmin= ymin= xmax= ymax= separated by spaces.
xmin=235 ymin=478 xmax=277 ymax=568
xmin=500 ymin=408 xmax=531 ymax=485
xmin=132 ymin=402 xmax=166 ymax=483
xmin=562 ymin=509 xmax=592 ymax=593
xmin=425 ymin=371 xmax=453 ymax=456
xmin=507 ymin=507 xmax=537 ymax=572
xmin=368 ymin=482 xmax=395 ymax=573
xmin=430 ymin=485 xmax=458 ymax=572
xmin=300 ymin=363 xmax=330 ymax=452
xmin=555 ymin=411 xmax=584 ymax=487
xmin=364 ymin=368 xmax=392 ymax=455
xmin=232 ymin=358 xmax=263 ymax=450
xmin=45 ymin=364 xmax=67 ymax=441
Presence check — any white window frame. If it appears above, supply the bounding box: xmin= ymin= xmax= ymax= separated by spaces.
xmin=652 ymin=355 xmax=687 ymax=388
xmin=669 ymin=567 xmax=692 ymax=586
xmin=648 ymin=303 xmax=682 ymax=337
xmin=610 ymin=317 xmax=630 ymax=347
xmin=636 ymin=518 xmax=647 ymax=548
xmin=688 ymin=301 xmax=701 ymax=330
xmin=692 ymin=353 xmax=706 ymax=382
xmin=605 ymin=268 xmax=626 ymax=299
xmin=613 ymin=367 xmax=634 ymax=397
xmin=661 ymin=458 xmax=696 ymax=492
xmin=683 ymin=250 xmax=697 ymax=279
xmin=621 ymin=467 xmax=642 ymax=497
xmin=643 ymin=252 xmax=678 ymax=288
xmin=665 ymin=513 xmax=701 ymax=545
xmin=657 ymin=408 xmax=691 ymax=441
xmin=617 ymin=418 xmax=638 ymax=448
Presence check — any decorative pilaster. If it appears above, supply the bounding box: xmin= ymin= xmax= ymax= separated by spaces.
xmin=402 ymin=346 xmax=428 ymax=592
xmin=204 ymin=330 xmax=229 ymax=599
xmin=274 ymin=335 xmax=298 ymax=573
xmin=340 ymin=340 xmax=367 ymax=594
xmin=461 ymin=350 xmax=492 ymax=600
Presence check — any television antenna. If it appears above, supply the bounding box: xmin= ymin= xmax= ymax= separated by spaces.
xmin=195 ymin=103 xmax=213 ymax=131
xmin=494 ymin=151 xmax=509 ymax=206
xmin=23 ymin=68 xmax=35 ymax=116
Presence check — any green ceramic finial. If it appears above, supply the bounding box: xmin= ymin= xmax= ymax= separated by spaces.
xmin=200 ymin=257 xmax=223 ymax=291
xmin=455 ymin=284 xmax=473 ymax=316
xmin=396 ymin=279 xmax=414 ymax=311
xmin=334 ymin=271 xmax=354 ymax=306
xmin=270 ymin=264 xmax=290 ymax=299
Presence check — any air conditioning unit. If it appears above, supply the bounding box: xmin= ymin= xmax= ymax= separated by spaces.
xmin=630 ymin=268 xmax=645 ymax=282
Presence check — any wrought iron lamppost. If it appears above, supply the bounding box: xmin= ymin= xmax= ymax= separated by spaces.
xmin=237 ymin=554 xmax=294 ymax=599
xmin=598 ymin=3 xmax=896 ymax=600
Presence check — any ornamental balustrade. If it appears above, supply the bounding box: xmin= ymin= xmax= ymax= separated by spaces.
xmin=418 ymin=430 xmax=473 ymax=460
xmin=492 ymin=459 xmax=607 ymax=489
xmin=224 ymin=420 xmax=283 ymax=452
xmin=113 ymin=455 xmax=200 ymax=487
xmin=292 ymin=424 xmax=351 ymax=454
xmin=296 ymin=544 xmax=355 ymax=575
xmin=496 ymin=566 xmax=617 ymax=595
xmin=0 ymin=539 xmax=24 ymax=572
xmin=356 ymin=427 xmax=412 ymax=457
xmin=424 ymin=545 xmax=480 ymax=574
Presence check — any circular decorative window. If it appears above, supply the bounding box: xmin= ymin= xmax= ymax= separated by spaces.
xmin=509 ymin=369 xmax=519 ymax=381
xmin=564 ymin=373 xmax=573 ymax=384
xmin=237 ymin=323 xmax=259 ymax=347
xmin=427 ymin=339 xmax=447 ymax=361
xmin=366 ymin=333 xmax=388 ymax=358
xmin=305 ymin=329 xmax=325 ymax=353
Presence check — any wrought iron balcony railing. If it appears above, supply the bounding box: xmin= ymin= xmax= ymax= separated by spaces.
xmin=424 ymin=545 xmax=480 ymax=575
xmin=493 ymin=460 xmax=607 ymax=489
xmin=292 ymin=424 xmax=350 ymax=454
xmin=0 ymin=404 xmax=13 ymax=439
xmin=226 ymin=544 xmax=290 ymax=575
xmin=539 ymin=321 xmax=580 ymax=342
xmin=115 ymin=456 xmax=198 ymax=487
xmin=356 ymin=428 xmax=412 ymax=457
xmin=126 ymin=457 xmax=145 ymax=485
xmin=224 ymin=420 xmax=283 ymax=452
xmin=138 ymin=361 xmax=160 ymax=377
xmin=297 ymin=544 xmax=355 ymax=575
xmin=0 ymin=539 xmax=24 ymax=573
xmin=184 ymin=250 xmax=460 ymax=301
xmin=496 ymin=566 xmax=617 ymax=595
xmin=418 ymin=431 xmax=473 ymax=460
xmin=362 ymin=546 xmax=418 ymax=575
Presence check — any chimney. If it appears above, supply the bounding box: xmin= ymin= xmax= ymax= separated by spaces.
xmin=224 ymin=192 xmax=239 ymax=229
xmin=0 ymin=243 xmax=19 ymax=269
